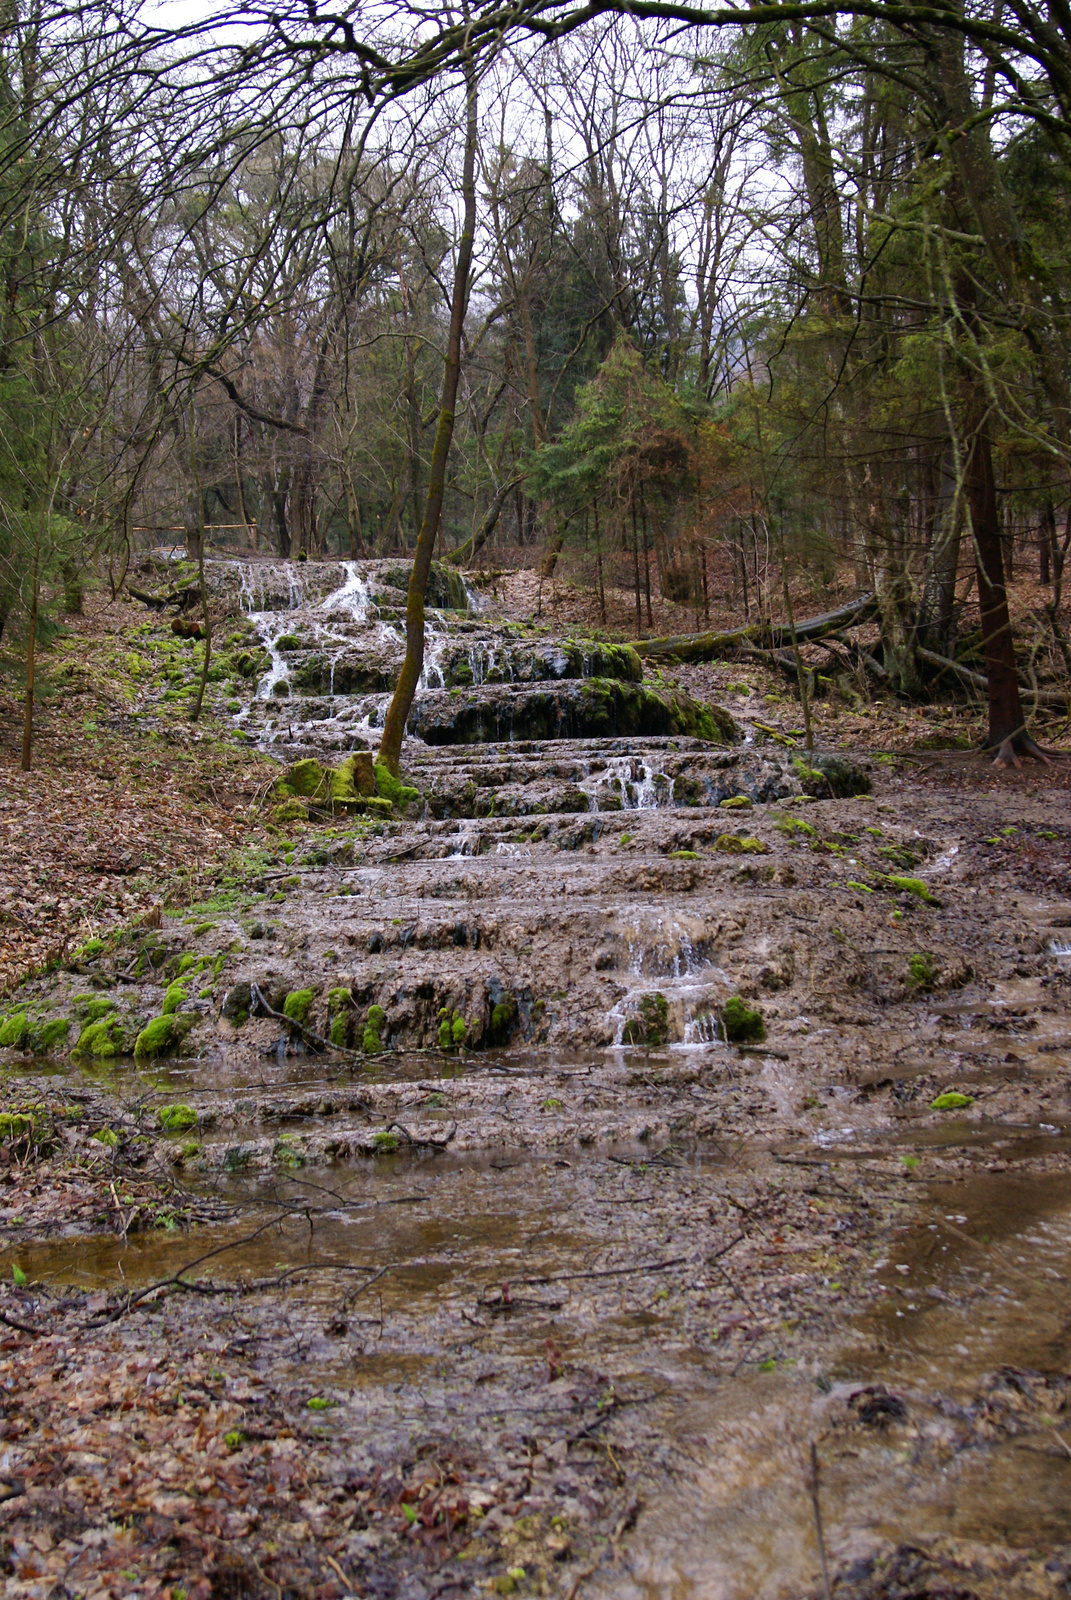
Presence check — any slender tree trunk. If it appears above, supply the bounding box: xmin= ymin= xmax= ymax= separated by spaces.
xmin=631 ymin=498 xmax=642 ymax=635
xmin=377 ymin=67 xmax=479 ymax=779
xmin=640 ymin=488 xmax=653 ymax=627
xmin=1041 ymin=500 xmax=1055 ymax=585
xmin=191 ymin=518 xmax=212 ymax=723
xmin=966 ymin=422 xmax=1031 ymax=761
xmin=21 ymin=554 xmax=38 ymax=772
xmin=62 ymin=560 xmax=83 ymax=615
xmin=448 ymin=476 xmax=522 ymax=567
xmin=593 ymin=500 xmax=606 ymax=623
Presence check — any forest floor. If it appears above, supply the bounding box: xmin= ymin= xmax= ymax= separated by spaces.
xmin=0 ymin=569 xmax=1070 ymax=1598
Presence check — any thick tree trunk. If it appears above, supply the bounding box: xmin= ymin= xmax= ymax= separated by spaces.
xmin=377 ymin=69 xmax=478 ymax=779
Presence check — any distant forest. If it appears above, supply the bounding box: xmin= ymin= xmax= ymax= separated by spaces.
xmin=0 ymin=0 xmax=1069 ymax=762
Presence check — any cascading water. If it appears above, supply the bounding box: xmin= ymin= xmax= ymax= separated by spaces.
xmin=582 ymin=755 xmax=668 ymax=813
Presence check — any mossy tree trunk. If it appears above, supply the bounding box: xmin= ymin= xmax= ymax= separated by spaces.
xmin=377 ymin=66 xmax=479 ymax=778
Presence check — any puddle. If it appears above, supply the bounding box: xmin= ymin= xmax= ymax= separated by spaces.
xmin=585 ymin=1168 xmax=1071 ymax=1599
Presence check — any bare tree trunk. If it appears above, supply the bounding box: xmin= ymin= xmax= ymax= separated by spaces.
xmin=377 ymin=68 xmax=479 ymax=778
xmin=593 ymin=500 xmax=606 ymax=623
xmin=21 ymin=553 xmax=38 ymax=772
xmin=966 ymin=422 xmax=1032 ymax=763
xmin=191 ymin=510 xmax=212 ymax=723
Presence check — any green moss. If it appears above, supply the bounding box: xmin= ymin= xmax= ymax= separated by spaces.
xmin=774 ymin=816 xmax=817 ymax=838
xmin=327 ymin=987 xmax=352 ymax=1016
xmin=364 ymin=795 xmax=394 ymax=818
xmin=367 ymin=1004 xmax=386 ymax=1032
xmin=721 ymin=995 xmax=766 ymax=1043
xmin=283 ymin=989 xmax=314 ymax=1025
xmin=191 ymin=922 xmax=217 ymax=937
xmin=74 ymin=1017 xmax=125 ymax=1058
xmin=886 ymin=875 xmax=940 ymax=906
xmin=286 ymin=758 xmax=329 ymax=798
xmin=330 ymin=751 xmax=376 ymax=806
xmin=452 ymin=1014 xmax=468 ymax=1048
xmin=713 ymin=834 xmax=768 ymax=855
xmin=79 ymin=997 xmax=116 ymax=1023
xmin=719 ymin=794 xmax=752 ymax=810
xmin=362 ymin=1025 xmax=381 ymax=1053
xmin=0 ymin=1013 xmax=30 ymax=1049
xmin=371 ymin=1130 xmax=399 ymax=1153
xmin=488 ymin=994 xmax=517 ymax=1047
xmin=0 ymin=1113 xmax=32 ymax=1141
xmin=330 ymin=1015 xmax=349 ymax=1048
xmin=176 ymin=953 xmax=198 ymax=976
xmin=134 ymin=1015 xmax=187 ymax=1059
xmin=91 ymin=1128 xmax=119 ymax=1147
xmin=34 ymin=1018 xmax=70 ymax=1053
xmin=373 ymin=762 xmax=419 ymax=810
xmin=272 ymin=798 xmax=309 ymax=825
xmin=931 ymin=1091 xmax=973 ymax=1110
xmin=907 ymin=952 xmax=937 ymax=991
xmin=668 ymin=849 xmax=701 ymax=860
xmin=158 ymin=1104 xmax=197 ymax=1131
xmin=162 ymin=982 xmax=188 ymax=1015
xmin=623 ymin=992 xmax=669 ymax=1047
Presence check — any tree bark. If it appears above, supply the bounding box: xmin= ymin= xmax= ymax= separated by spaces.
xmin=21 ymin=555 xmax=38 ymax=772
xmin=377 ymin=68 xmax=478 ymax=778
xmin=966 ymin=422 xmax=1031 ymax=761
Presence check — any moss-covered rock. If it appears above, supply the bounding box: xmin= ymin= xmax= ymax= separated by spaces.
xmin=0 ymin=1013 xmax=30 ymax=1050
xmin=34 ymin=1018 xmax=70 ymax=1054
xmin=158 ymin=1104 xmax=198 ymax=1131
xmin=162 ymin=982 xmax=188 ymax=1015
xmin=721 ymin=996 xmax=766 ymax=1043
xmin=795 ymin=752 xmax=871 ymax=798
xmin=286 ymin=758 xmax=330 ymax=799
xmin=0 ymin=1113 xmax=33 ymax=1142
xmin=134 ymin=1013 xmax=194 ymax=1059
xmin=886 ymin=875 xmax=940 ymax=906
xmin=488 ymin=993 xmax=518 ymax=1047
xmin=74 ymin=1016 xmax=130 ymax=1058
xmin=623 ymin=992 xmax=669 ymax=1047
xmin=77 ymin=997 xmax=117 ymax=1024
xmin=408 ymin=679 xmax=739 ymax=747
xmin=713 ymin=834 xmax=768 ymax=855
xmin=283 ymin=989 xmax=314 ymax=1025
xmin=330 ymin=751 xmax=376 ymax=805
xmin=272 ymin=798 xmax=310 ymax=825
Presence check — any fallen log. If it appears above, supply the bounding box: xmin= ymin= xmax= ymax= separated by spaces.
xmin=633 ymin=593 xmax=878 ymax=662
xmin=128 ymin=584 xmax=201 ymax=613
xmin=917 ymin=645 xmax=1069 ymax=708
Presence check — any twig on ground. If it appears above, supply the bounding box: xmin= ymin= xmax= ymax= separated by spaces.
xmin=809 ymin=1440 xmax=833 ymax=1600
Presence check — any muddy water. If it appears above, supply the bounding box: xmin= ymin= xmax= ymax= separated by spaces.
xmin=590 ymin=1167 xmax=1071 ymax=1600
xmin=13 ymin=1129 xmax=1071 ymax=1596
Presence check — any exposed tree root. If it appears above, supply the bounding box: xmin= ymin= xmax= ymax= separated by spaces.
xmin=988 ymin=731 xmax=1070 ymax=768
